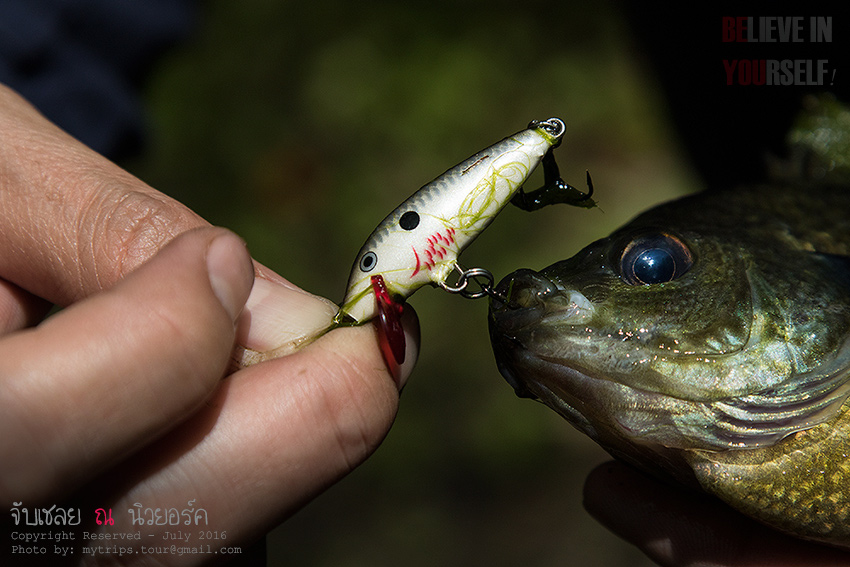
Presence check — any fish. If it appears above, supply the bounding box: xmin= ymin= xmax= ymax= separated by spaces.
xmin=488 ymin=98 xmax=850 ymax=547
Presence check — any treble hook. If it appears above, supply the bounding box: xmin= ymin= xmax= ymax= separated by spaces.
xmin=578 ymin=170 xmax=594 ymax=201
xmin=511 ymin=150 xmax=595 ymax=210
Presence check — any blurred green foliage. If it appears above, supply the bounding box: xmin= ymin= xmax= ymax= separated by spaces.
xmin=128 ymin=0 xmax=700 ymax=565
xmin=788 ymin=94 xmax=850 ymax=183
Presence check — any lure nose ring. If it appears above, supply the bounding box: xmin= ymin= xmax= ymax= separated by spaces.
xmin=530 ymin=117 xmax=566 ymax=139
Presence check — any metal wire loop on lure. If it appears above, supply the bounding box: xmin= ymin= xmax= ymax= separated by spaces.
xmin=529 ymin=118 xmax=566 ymax=141
xmin=439 ymin=265 xmax=506 ymax=301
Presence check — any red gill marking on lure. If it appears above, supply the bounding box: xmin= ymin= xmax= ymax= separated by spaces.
xmin=410 ymin=227 xmax=457 ymax=278
xmin=371 ymin=275 xmax=405 ymax=380
xmin=411 ymin=247 xmax=422 ymax=277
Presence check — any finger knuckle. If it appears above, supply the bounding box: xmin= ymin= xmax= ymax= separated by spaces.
xmin=78 ymin=186 xmax=200 ymax=290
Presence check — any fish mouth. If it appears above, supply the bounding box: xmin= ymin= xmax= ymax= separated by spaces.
xmin=489 ymin=268 xmax=594 ymax=333
xmin=488 ymin=268 xmax=597 ymax=399
xmin=488 ymin=269 xmax=701 ymax=480
xmin=489 ymin=269 xmax=552 ymax=396
xmin=490 ymin=268 xmax=850 ymax=457
xmin=491 ymin=320 xmax=703 ymax=487
xmin=488 ymin=270 xmax=640 ymax=452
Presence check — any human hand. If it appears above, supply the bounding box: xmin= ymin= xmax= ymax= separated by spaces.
xmin=583 ymin=460 xmax=850 ymax=567
xmin=0 ymin=83 xmax=419 ymax=563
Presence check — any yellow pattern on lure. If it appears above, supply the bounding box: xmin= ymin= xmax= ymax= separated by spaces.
xmin=335 ymin=118 xmax=569 ymax=326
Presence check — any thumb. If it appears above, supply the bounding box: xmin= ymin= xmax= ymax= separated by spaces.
xmin=0 ymin=227 xmax=254 ymax=502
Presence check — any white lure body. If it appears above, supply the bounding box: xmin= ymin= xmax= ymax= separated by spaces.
xmin=337 ymin=118 xmax=566 ymax=324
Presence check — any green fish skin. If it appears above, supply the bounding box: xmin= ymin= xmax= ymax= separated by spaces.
xmin=489 ymin=100 xmax=850 ymax=548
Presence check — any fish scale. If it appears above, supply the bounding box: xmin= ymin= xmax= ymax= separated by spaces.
xmin=690 ymin=401 xmax=850 ymax=544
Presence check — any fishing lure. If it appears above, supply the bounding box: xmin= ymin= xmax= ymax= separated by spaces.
xmin=335 ymin=117 xmax=593 ymax=374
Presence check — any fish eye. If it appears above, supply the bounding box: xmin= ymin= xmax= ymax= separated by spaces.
xmin=619 ymin=233 xmax=693 ymax=285
xmin=399 ymin=211 xmax=420 ymax=230
xmin=359 ymin=251 xmax=377 ymax=272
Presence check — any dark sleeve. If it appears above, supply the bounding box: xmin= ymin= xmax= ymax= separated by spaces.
xmin=0 ymin=0 xmax=196 ymax=160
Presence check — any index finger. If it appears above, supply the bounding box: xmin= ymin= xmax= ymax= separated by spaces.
xmin=0 ymin=83 xmax=208 ymax=306
xmin=0 ymin=83 xmax=334 ymax=354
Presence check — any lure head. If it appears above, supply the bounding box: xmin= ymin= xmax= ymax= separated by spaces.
xmin=336 ymin=208 xmax=460 ymax=324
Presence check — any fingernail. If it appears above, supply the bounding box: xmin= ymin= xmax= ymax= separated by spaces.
xmin=236 ymin=277 xmax=339 ymax=354
xmin=206 ymin=231 xmax=255 ymax=321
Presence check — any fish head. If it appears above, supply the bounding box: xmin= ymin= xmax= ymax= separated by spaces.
xmin=489 ymin=187 xmax=850 ymax=483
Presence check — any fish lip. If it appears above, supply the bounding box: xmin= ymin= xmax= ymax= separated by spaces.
xmin=488 ymin=267 xmax=588 ymax=398
xmin=488 ymin=268 xmax=611 ymax=418
xmin=489 ymin=269 xmax=563 ymax=334
xmin=492 ymin=338 xmax=538 ymax=398
xmin=490 ymin=325 xmax=603 ymax=411
xmin=492 ymin=268 xmax=560 ymax=304
xmin=489 ymin=267 xmax=598 ymax=401
xmin=491 ymin=338 xmax=657 ymax=442
xmin=489 ymin=268 xmax=594 ymax=335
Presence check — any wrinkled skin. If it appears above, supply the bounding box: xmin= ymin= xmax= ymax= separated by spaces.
xmin=490 ymin=99 xmax=850 ymax=548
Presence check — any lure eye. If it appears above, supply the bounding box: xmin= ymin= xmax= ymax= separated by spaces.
xmin=399 ymin=211 xmax=419 ymax=230
xmin=360 ymin=251 xmax=377 ymax=273
xmin=619 ymin=233 xmax=693 ymax=286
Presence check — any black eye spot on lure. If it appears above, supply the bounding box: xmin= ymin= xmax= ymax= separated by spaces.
xmin=619 ymin=233 xmax=693 ymax=285
xmin=360 ymin=251 xmax=377 ymax=272
xmin=399 ymin=211 xmax=420 ymax=230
